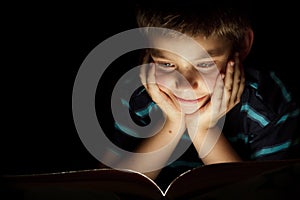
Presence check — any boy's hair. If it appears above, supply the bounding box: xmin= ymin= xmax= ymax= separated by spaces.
xmin=135 ymin=0 xmax=253 ymax=53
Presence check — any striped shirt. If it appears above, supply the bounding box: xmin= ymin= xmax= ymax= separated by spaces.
xmin=110 ymin=67 xmax=300 ymax=188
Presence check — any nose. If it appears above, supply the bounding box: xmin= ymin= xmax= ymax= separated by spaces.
xmin=176 ymin=66 xmax=201 ymax=90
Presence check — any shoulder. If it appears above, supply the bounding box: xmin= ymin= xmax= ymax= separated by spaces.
xmin=243 ymin=67 xmax=299 ymax=115
xmin=227 ymin=67 xmax=300 ymax=160
xmin=236 ymin=66 xmax=300 ymax=133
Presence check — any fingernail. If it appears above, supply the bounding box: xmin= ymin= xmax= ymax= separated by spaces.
xmin=230 ymin=61 xmax=234 ymax=66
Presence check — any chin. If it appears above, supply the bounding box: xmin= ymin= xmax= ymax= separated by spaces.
xmin=181 ymin=105 xmax=200 ymax=115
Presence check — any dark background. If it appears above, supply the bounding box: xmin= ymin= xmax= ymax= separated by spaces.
xmin=2 ymin=1 xmax=299 ymax=175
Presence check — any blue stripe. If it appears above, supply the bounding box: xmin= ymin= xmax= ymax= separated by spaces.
xmin=251 ymin=140 xmax=292 ymax=158
xmin=241 ymin=104 xmax=269 ymax=127
xmin=276 ymin=108 xmax=300 ymax=125
xmin=121 ymin=98 xmax=157 ymax=118
xmin=114 ymin=122 xmax=139 ymax=137
xmin=179 ymin=132 xmax=192 ymax=141
xmin=248 ymin=82 xmax=258 ymax=89
xmin=227 ymin=133 xmax=248 ymax=143
xmin=135 ymin=102 xmax=157 ymax=117
xmin=137 ymin=87 xmax=146 ymax=95
xmin=270 ymin=71 xmax=291 ymax=103
xmin=121 ymin=98 xmax=130 ymax=108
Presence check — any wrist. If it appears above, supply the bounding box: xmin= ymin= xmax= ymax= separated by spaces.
xmin=164 ymin=117 xmax=186 ymax=134
xmin=188 ymin=125 xmax=223 ymax=157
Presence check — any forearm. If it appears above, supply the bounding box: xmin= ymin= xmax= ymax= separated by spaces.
xmin=190 ymin=126 xmax=242 ymax=165
xmin=116 ymin=119 xmax=186 ymax=179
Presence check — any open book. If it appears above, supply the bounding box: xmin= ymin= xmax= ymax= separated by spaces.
xmin=2 ymin=159 xmax=300 ymax=200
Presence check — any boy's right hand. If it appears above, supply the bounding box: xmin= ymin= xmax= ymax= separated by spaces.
xmin=139 ymin=63 xmax=185 ymax=124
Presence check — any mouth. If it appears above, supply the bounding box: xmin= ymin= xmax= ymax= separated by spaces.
xmin=175 ymin=95 xmax=206 ymax=105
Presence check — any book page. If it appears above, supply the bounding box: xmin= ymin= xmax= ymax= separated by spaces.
xmin=3 ymin=159 xmax=300 ymax=199
xmin=2 ymin=168 xmax=165 ymax=200
xmin=197 ymin=162 xmax=300 ymax=199
xmin=164 ymin=159 xmax=300 ymax=199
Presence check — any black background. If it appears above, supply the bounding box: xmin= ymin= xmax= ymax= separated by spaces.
xmin=2 ymin=1 xmax=300 ymax=175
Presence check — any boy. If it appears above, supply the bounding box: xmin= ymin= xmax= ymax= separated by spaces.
xmin=103 ymin=1 xmax=300 ymax=189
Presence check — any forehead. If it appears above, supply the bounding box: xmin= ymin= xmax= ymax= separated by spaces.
xmin=149 ymin=34 xmax=232 ymax=60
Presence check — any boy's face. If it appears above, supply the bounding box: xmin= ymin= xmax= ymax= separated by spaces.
xmin=149 ymin=35 xmax=233 ymax=114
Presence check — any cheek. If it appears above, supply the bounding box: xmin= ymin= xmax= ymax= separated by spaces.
xmin=155 ymin=70 xmax=175 ymax=90
xmin=201 ymin=69 xmax=220 ymax=92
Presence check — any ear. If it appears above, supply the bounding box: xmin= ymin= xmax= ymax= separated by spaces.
xmin=239 ymin=28 xmax=254 ymax=61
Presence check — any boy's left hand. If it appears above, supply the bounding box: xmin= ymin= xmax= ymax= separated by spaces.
xmin=185 ymin=53 xmax=245 ymax=136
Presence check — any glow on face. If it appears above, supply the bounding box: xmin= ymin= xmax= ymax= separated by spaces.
xmin=150 ymin=35 xmax=232 ymax=114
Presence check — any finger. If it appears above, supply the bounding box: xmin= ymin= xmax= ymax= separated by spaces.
xmin=146 ymin=63 xmax=156 ymax=86
xmin=211 ymin=73 xmax=225 ymax=115
xmin=146 ymin=63 xmax=164 ymax=103
xmin=229 ymin=53 xmax=241 ymax=105
xmin=146 ymin=64 xmax=179 ymax=112
xmin=139 ymin=64 xmax=148 ymax=89
xmin=235 ymin=63 xmax=245 ymax=103
xmin=223 ymin=60 xmax=234 ymax=110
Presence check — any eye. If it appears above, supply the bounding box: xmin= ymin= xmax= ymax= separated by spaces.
xmin=156 ymin=62 xmax=175 ymax=68
xmin=195 ymin=61 xmax=215 ymax=69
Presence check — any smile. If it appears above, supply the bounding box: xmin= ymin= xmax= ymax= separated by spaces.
xmin=175 ymin=96 xmax=205 ymax=104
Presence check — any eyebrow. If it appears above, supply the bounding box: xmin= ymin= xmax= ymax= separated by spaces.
xmin=150 ymin=49 xmax=172 ymax=59
xmin=206 ymin=48 xmax=226 ymax=57
xmin=150 ymin=48 xmax=225 ymax=60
